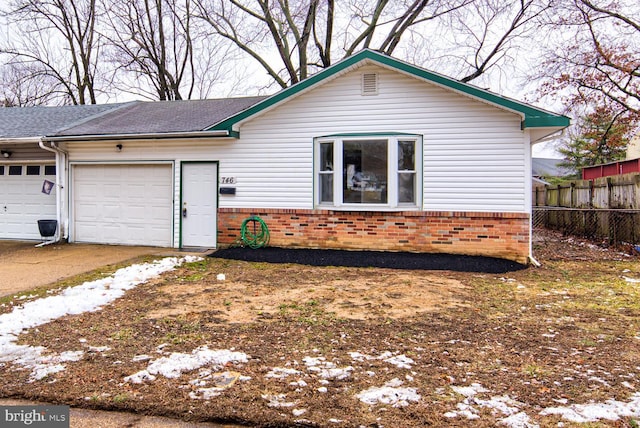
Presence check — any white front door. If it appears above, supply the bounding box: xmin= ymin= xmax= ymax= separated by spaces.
xmin=181 ymin=162 xmax=217 ymax=248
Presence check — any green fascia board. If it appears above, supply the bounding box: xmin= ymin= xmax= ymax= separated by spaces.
xmin=521 ymin=116 xmax=570 ymax=129
xmin=207 ymin=49 xmax=569 ymax=133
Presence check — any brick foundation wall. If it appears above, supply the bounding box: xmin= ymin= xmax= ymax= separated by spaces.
xmin=217 ymin=208 xmax=531 ymax=264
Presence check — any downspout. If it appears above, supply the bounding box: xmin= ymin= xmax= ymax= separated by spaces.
xmin=527 ymin=129 xmax=565 ymax=268
xmin=38 ymin=139 xmax=68 ymax=243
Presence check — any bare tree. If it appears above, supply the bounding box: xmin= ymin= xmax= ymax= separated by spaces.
xmin=0 ymin=63 xmax=61 ymax=106
xmin=193 ymin=0 xmax=551 ymax=91
xmin=444 ymin=0 xmax=553 ymax=83
xmin=1 ymin=0 xmax=101 ymax=105
xmin=537 ymin=0 xmax=639 ymax=120
xmin=193 ymin=0 xmax=488 ymax=89
xmin=102 ymin=0 xmax=230 ymax=101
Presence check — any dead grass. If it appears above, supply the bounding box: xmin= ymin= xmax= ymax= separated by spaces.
xmin=1 ymin=233 xmax=639 ymax=427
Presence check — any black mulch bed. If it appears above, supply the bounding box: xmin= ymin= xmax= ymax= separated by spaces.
xmin=210 ymin=246 xmax=527 ymax=273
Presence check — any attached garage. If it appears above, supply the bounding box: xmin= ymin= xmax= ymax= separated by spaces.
xmin=0 ymin=164 xmax=57 ymax=240
xmin=72 ymin=164 xmax=173 ymax=247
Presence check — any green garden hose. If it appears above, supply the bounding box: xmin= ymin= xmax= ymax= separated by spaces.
xmin=240 ymin=216 xmax=270 ymax=249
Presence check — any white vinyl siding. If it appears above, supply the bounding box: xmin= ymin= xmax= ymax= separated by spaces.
xmin=65 ymin=63 xmax=528 ymax=224
xmin=231 ymin=64 xmax=527 ymax=212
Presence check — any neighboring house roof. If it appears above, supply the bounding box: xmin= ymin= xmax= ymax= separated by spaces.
xmin=54 ymin=97 xmax=267 ymax=137
xmin=207 ymin=49 xmax=570 ymax=135
xmin=532 ymin=158 xmax=573 ymax=177
xmin=533 ymin=176 xmax=551 ymax=187
xmin=0 ymin=103 xmax=128 ymax=139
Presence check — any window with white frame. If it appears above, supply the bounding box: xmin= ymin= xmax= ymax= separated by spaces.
xmin=315 ymin=135 xmax=421 ymax=209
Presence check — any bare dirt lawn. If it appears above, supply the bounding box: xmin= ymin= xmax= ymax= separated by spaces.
xmin=1 ymin=230 xmax=639 ymax=427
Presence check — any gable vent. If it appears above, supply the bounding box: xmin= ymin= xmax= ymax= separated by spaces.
xmin=361 ymin=73 xmax=378 ymax=95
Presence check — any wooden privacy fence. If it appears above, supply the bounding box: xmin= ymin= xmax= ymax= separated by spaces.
xmin=534 ymin=172 xmax=640 ymax=209
xmin=533 ymin=172 xmax=640 ymax=245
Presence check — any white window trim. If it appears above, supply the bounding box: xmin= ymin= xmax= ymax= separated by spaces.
xmin=314 ymin=135 xmax=423 ymax=211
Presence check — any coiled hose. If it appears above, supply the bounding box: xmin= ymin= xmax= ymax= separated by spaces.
xmin=240 ymin=216 xmax=270 ymax=249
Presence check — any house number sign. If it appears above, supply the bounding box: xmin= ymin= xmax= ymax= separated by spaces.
xmin=220 ymin=176 xmax=237 ymax=184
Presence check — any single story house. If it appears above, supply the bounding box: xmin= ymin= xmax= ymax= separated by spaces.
xmin=0 ymin=49 xmax=569 ymax=263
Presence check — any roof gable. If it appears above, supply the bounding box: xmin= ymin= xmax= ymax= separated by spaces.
xmin=206 ymin=49 xmax=569 ymax=133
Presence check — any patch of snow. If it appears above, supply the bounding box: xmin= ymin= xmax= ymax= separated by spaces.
xmin=452 ymin=383 xmax=489 ymax=397
xmin=303 ymin=356 xmax=353 ymax=380
xmin=384 ymin=354 xmax=415 ymax=369
xmin=190 ymin=387 xmax=224 ymax=400
xmin=0 ymin=257 xmax=200 ymax=381
xmin=87 ymin=345 xmax=111 ymax=353
xmin=216 ymin=273 xmax=226 ymax=281
xmin=500 ymin=411 xmax=538 ymax=428
xmin=124 ymin=346 xmax=248 ymax=383
xmin=266 ymin=367 xmax=302 ymax=379
xmin=447 ymin=383 xmax=530 ymax=427
xmin=356 ymin=378 xmax=421 ymax=407
xmin=262 ymin=394 xmax=297 ymax=408
xmin=539 ymin=392 xmax=640 ymax=423
xmin=348 ymin=350 xmax=414 ymax=369
xmin=132 ymin=354 xmax=153 ymax=362
xmin=292 ymin=408 xmax=307 ymax=417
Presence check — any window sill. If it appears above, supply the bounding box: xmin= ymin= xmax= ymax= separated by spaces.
xmin=315 ymin=204 xmax=420 ymax=212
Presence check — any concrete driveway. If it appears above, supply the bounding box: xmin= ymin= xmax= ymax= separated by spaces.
xmin=0 ymin=240 xmax=177 ymax=298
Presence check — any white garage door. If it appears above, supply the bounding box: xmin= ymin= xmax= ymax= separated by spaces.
xmin=0 ymin=164 xmax=57 ymax=240
xmin=73 ymin=164 xmax=173 ymax=246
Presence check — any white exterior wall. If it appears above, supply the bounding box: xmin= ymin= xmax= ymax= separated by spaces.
xmin=230 ymin=64 xmax=527 ymax=212
xmin=65 ymin=141 xmax=233 ymax=247
xmin=65 ymin=63 xmax=529 ymax=248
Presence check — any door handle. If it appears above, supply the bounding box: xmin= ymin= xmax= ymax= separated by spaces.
xmin=182 ymin=203 xmax=187 ymax=218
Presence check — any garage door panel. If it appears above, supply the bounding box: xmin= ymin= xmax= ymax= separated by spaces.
xmin=0 ymin=165 xmax=57 ymax=240
xmin=73 ymin=164 xmax=172 ymax=246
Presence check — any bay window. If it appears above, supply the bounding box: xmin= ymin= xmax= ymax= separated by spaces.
xmin=315 ymin=135 xmax=421 ymax=209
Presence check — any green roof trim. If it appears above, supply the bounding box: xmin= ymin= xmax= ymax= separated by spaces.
xmin=207 ymin=49 xmax=570 ymax=133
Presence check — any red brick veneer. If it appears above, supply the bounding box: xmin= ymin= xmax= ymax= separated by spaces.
xmin=217 ymin=208 xmax=530 ymax=264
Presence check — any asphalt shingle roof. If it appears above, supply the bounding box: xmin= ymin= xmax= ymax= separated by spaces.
xmin=0 ymin=103 xmax=128 ymax=139
xmin=54 ymin=97 xmax=267 ymax=137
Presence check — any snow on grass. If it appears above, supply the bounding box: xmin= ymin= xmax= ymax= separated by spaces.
xmin=348 ymin=350 xmax=415 ymax=369
xmin=445 ymin=383 xmax=535 ymax=427
xmin=303 ymin=356 xmax=353 ymax=380
xmin=124 ymin=346 xmax=248 ymax=383
xmin=356 ymin=378 xmax=421 ymax=407
xmin=539 ymin=392 xmax=640 ymax=423
xmin=0 ymin=256 xmax=201 ymax=381
xmin=444 ymin=382 xmax=640 ymax=427
xmin=266 ymin=367 xmax=302 ymax=379
xmin=2 ymin=255 xmax=640 ymax=426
